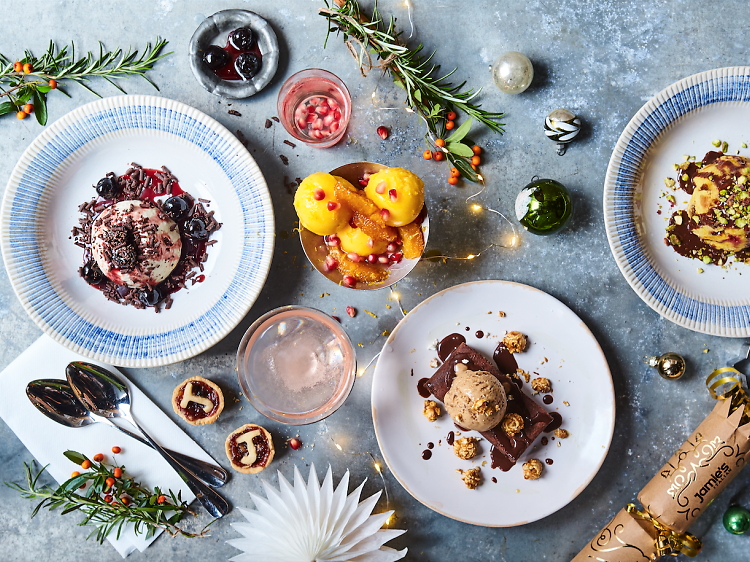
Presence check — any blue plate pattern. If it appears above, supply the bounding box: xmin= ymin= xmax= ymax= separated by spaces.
xmin=1 ymin=96 xmax=275 ymax=366
xmin=604 ymin=67 xmax=750 ymax=336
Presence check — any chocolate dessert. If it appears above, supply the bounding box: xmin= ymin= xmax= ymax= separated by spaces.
xmin=425 ymin=337 xmax=553 ymax=471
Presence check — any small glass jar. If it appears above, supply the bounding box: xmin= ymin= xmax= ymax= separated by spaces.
xmin=277 ymin=69 xmax=352 ymax=148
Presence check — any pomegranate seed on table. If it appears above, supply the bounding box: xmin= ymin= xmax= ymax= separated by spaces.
xmin=346 ymin=306 xmax=357 ymax=317
xmin=332 ymin=315 xmax=341 ymax=322
xmin=289 ymin=438 xmax=302 ymax=450
xmin=377 ymin=126 xmax=389 ymax=139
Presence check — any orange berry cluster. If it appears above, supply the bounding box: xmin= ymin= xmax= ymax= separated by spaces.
xmin=420 ymin=110 xmax=485 ymax=185
xmin=70 ymin=446 xmax=133 ymax=505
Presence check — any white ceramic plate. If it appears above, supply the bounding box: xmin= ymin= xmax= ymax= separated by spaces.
xmin=1 ymin=95 xmax=274 ymax=367
xmin=604 ymin=67 xmax=750 ymax=336
xmin=371 ymin=280 xmax=614 ymax=527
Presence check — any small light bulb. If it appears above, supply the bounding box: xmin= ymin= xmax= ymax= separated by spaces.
xmin=472 ymin=204 xmax=482 ymax=211
xmin=335 ymin=443 xmax=342 ymax=451
xmin=467 ymin=254 xmax=475 ymax=260
xmin=477 ymin=174 xmax=484 ymax=181
xmin=374 ymin=463 xmax=381 ymax=473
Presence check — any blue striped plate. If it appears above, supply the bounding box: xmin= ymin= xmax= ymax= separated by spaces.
xmin=605 ymin=68 xmax=750 ymax=337
xmin=1 ymin=96 xmax=274 ymax=366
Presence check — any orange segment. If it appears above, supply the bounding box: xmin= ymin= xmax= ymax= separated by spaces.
xmin=398 ymin=222 xmax=425 ymax=259
xmin=330 ymin=247 xmax=389 ymax=283
xmin=334 ymin=182 xmax=379 ymax=216
xmin=352 ymin=212 xmax=398 ymax=242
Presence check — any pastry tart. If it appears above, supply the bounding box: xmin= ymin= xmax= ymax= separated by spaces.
xmin=172 ymin=376 xmax=224 ymax=425
xmin=225 ymin=424 xmax=275 ymax=474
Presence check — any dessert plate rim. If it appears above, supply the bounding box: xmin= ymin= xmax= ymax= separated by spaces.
xmin=371 ymin=279 xmax=615 ymax=527
xmin=604 ymin=66 xmax=750 ymax=336
xmin=0 ymin=95 xmax=275 ymax=367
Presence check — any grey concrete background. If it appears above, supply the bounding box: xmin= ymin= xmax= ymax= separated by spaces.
xmin=1 ymin=1 xmax=749 ymax=560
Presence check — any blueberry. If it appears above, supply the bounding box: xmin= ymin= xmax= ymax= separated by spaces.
xmin=203 ymin=45 xmax=230 ymax=71
xmin=96 ymin=177 xmax=120 ymax=199
xmin=234 ymin=52 xmax=261 ymax=80
xmin=186 ymin=217 xmax=209 ymax=240
xmin=138 ymin=287 xmax=162 ymax=307
xmin=81 ymin=261 xmax=103 ymax=285
xmin=111 ymin=245 xmax=137 ymax=269
xmin=229 ymin=27 xmax=254 ymax=51
xmin=163 ymin=195 xmax=191 ymax=221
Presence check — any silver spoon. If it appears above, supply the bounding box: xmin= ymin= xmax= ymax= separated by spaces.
xmin=65 ymin=362 xmax=230 ymax=518
xmin=26 ymin=379 xmax=228 ymax=488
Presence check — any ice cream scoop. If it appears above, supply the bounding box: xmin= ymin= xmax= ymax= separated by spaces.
xmin=444 ymin=365 xmax=507 ymax=432
xmin=294 ymin=173 xmax=355 ymax=235
xmin=91 ymin=200 xmax=182 ymax=288
xmin=364 ymin=167 xmax=424 ymax=227
xmin=337 ymin=223 xmax=388 ymax=257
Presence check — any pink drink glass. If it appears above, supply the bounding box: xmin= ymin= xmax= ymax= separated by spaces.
xmin=277 ymin=69 xmax=351 ymax=148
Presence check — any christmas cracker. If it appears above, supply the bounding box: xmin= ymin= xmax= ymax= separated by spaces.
xmin=572 ymin=371 xmax=750 ymax=561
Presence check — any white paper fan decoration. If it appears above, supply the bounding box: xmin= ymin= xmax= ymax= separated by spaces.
xmin=228 ymin=463 xmax=407 ymax=562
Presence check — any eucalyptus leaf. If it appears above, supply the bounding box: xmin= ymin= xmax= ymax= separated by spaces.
xmin=446 ymin=141 xmax=474 ymax=157
xmin=446 ymin=117 xmax=473 ymax=143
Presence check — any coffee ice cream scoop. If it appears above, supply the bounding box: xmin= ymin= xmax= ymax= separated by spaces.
xmin=444 ymin=365 xmax=507 ymax=432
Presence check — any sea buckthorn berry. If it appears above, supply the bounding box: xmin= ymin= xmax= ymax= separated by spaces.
xmin=104 ymin=495 xmax=113 ymax=503
xmin=423 ymin=150 xmax=432 ymax=160
xmin=22 ymin=63 xmax=33 ymax=74
xmin=106 ymin=477 xmax=115 ymax=488
xmin=93 ymin=453 xmax=104 ymax=462
xmin=113 ymin=467 xmax=123 ymax=478
xmin=49 ymin=79 xmax=58 ymax=89
xmin=471 ymin=145 xmax=482 ymax=155
xmin=23 ymin=104 xmax=33 ymax=114
xmin=81 ymin=460 xmax=91 ymax=469
xmin=435 ymin=138 xmax=445 ymax=147
xmin=445 ymin=120 xmax=455 ymax=130
xmin=451 ymin=167 xmax=460 ymax=177
xmin=111 ymin=446 xmax=121 ymax=454
xmin=448 ymin=176 xmax=459 ymax=185
xmin=120 ymin=496 xmax=131 ymax=506
xmin=157 ymin=495 xmax=167 ymax=504
xmin=471 ymin=155 xmax=481 ymax=166
xmin=13 ymin=62 xmax=22 ymax=72
xmin=433 ymin=151 xmax=444 ymax=161
xmin=447 ymin=111 xmax=457 ymax=121
xmin=16 ymin=111 xmax=26 ymax=120
xmin=71 ymin=471 xmax=80 ymax=478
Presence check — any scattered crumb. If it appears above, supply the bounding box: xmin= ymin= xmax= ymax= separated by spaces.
xmin=429 ymin=358 xmax=439 ymax=368
xmin=555 ymin=428 xmax=569 ymax=439
xmin=365 ymin=310 xmax=378 ymax=318
xmin=264 ymin=119 xmax=272 ymax=128
xmin=283 ymin=139 xmax=296 ymax=149
xmin=703 ymin=348 xmax=709 ymax=353
xmin=498 ymin=311 xmax=506 ymax=317
xmin=563 ymin=401 xmax=570 ymax=407
xmin=228 ymin=109 xmax=241 ymax=117
xmin=517 ymin=368 xmax=531 ymax=383
xmin=320 ymin=292 xmax=330 ymax=298
xmin=279 ymin=154 xmax=289 ymax=166
xmin=557 ymin=441 xmax=561 ymax=447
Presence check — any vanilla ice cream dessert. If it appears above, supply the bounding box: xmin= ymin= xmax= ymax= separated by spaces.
xmin=444 ymin=365 xmax=507 ymax=432
xmin=91 ymin=200 xmax=182 ymax=288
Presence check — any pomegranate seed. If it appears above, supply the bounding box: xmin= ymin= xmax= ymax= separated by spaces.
xmin=321 ymin=128 xmax=333 ymax=137
xmin=289 ymin=438 xmax=302 ymax=450
xmin=346 ymin=306 xmax=357 ymax=317
xmin=389 ymin=189 xmax=398 ymax=202
xmin=367 ymin=254 xmax=378 ymax=264
xmin=332 ymin=315 xmax=341 ymax=322
xmin=311 ymin=119 xmax=324 ymax=131
xmin=324 ymin=256 xmax=338 ymax=271
xmin=349 ymin=216 xmax=357 ymax=228
xmin=392 ymin=252 xmax=403 ymax=263
xmin=375 ymin=181 xmax=387 ymax=194
xmin=317 ymin=105 xmax=330 ymax=116
xmin=377 ymin=126 xmax=389 ymax=139
xmin=378 ymin=255 xmax=390 ymax=264
xmin=334 ymin=109 xmax=342 ymax=120
xmin=329 ymin=99 xmax=339 ymax=110
xmin=297 ymin=118 xmax=307 ymax=129
xmin=310 ymin=97 xmax=320 ymax=105
xmin=327 ymin=201 xmax=340 ymax=211
xmin=343 ymin=275 xmax=356 ymax=287
xmin=380 ymin=209 xmax=391 ymax=221
xmin=306 ymin=112 xmax=316 ymax=123
xmin=387 ymin=242 xmax=399 ymax=253
xmin=347 ymin=252 xmax=361 ymax=262
xmin=312 ymin=130 xmax=324 ymax=139
xmin=307 ymin=105 xmax=317 ymax=113
xmin=330 ymin=122 xmax=339 ymax=133
xmin=313 ymin=188 xmax=325 ymax=201
xmin=359 ymin=178 xmax=369 ymax=187
xmin=328 ymin=235 xmax=340 ymax=247
xmin=323 ymin=114 xmax=335 ymax=127
xmin=367 ymin=238 xmax=375 ymax=248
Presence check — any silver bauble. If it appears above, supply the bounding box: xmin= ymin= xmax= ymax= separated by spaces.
xmin=544 ymin=108 xmax=581 ymax=155
xmin=491 ymin=52 xmax=533 ymax=95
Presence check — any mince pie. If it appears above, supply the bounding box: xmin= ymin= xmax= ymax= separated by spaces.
xmin=172 ymin=376 xmax=224 ymax=425
xmin=225 ymin=424 xmax=275 ymax=474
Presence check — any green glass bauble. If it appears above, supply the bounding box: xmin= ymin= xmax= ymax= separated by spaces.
xmin=515 ymin=178 xmax=573 ymax=235
xmin=723 ymin=504 xmax=750 ymax=535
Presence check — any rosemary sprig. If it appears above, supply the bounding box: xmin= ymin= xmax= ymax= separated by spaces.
xmin=320 ymin=0 xmax=504 ymax=182
xmin=0 ymin=38 xmax=171 ymax=125
xmin=6 ymin=451 xmax=209 ymax=543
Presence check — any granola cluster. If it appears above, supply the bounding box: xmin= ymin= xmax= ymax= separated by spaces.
xmin=503 ymin=331 xmax=527 ymax=353
xmin=501 ymin=412 xmax=524 ymax=436
xmin=522 ymin=459 xmax=544 ymax=480
xmin=531 ymin=377 xmax=552 ymax=393
xmin=453 ymin=437 xmax=479 ymax=460
xmin=458 ymin=467 xmax=481 ymax=489
xmin=422 ymin=400 xmax=441 ymax=422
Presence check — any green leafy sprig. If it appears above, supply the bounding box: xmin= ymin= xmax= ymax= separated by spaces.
xmin=6 ymin=451 xmax=209 ymax=543
xmin=320 ymin=0 xmax=504 ymax=182
xmin=0 ymin=38 xmax=171 ymax=125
